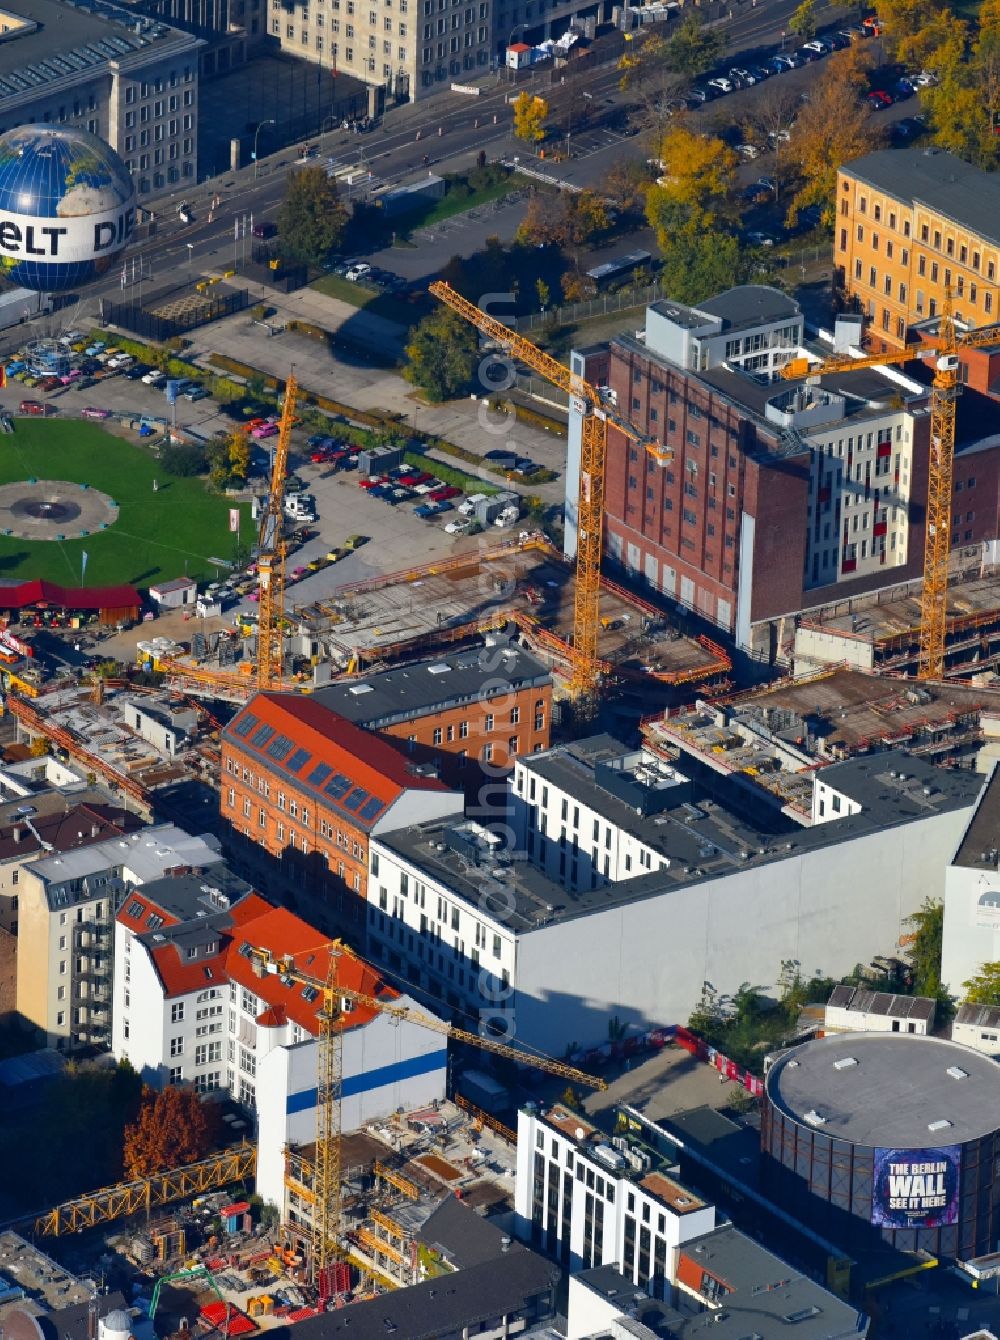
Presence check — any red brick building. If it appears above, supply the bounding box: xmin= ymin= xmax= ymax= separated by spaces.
xmin=569 ymin=288 xmax=938 ymax=661
xmin=221 ymin=694 xmax=461 ymax=925
xmin=310 ymin=642 xmax=553 ymax=786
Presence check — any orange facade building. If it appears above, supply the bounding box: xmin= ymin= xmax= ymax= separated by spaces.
xmin=837 ymin=148 xmax=1000 ymax=348
xmin=221 ymin=694 xmax=460 ymax=925
xmin=309 ymin=641 xmax=553 ymax=783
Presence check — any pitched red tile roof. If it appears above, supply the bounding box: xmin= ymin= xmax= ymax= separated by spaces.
xmin=147 ymin=902 xmax=398 ymax=1034
xmin=118 ymin=888 xmax=270 ymax=936
xmin=223 ymin=692 xmax=449 ymax=831
xmin=0 ymin=580 xmax=141 ymax=611
xmin=225 ymin=905 xmax=399 ymax=1034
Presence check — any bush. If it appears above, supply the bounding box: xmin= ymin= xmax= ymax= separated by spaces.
xmin=160 ymin=443 xmax=207 ymax=477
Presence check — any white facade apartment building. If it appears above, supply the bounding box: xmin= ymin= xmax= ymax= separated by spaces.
xmin=367 ymin=738 xmax=982 ymax=1054
xmin=514 ymin=1103 xmax=715 ymax=1293
xmin=941 ymin=765 xmax=1000 ymax=996
xmin=114 ymin=877 xmax=447 ymax=1216
xmin=268 ymin=0 xmax=491 ymax=103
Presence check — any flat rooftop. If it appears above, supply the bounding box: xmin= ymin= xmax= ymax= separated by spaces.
xmin=842 ymin=147 xmax=1000 ymax=249
xmin=0 ymin=1231 xmax=93 ymax=1317
xmin=32 ymin=823 xmax=222 ymax=905
xmin=951 ymin=765 xmax=999 ymax=871
xmin=378 ymin=744 xmax=981 ymax=932
xmin=0 ymin=0 xmax=195 ymax=98
xmin=766 ymin=1033 xmax=1000 ymax=1147
xmin=312 ymin=642 xmax=550 ymax=727
xmin=537 ymin=1103 xmax=705 ymax=1212
xmin=677 ymin=1224 xmax=866 ymax=1339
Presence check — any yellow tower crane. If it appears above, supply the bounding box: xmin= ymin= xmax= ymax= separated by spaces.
xmin=782 ymin=298 xmax=1000 ymax=679
xmin=429 ymin=281 xmax=671 ymax=702
xmin=249 ymin=942 xmax=606 ymax=1277
xmin=256 ymin=370 xmax=299 ymax=689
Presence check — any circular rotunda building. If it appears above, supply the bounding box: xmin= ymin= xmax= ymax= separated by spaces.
xmin=762 ymin=1032 xmax=1000 ymax=1260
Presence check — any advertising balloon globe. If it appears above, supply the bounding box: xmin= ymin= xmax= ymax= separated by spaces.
xmin=0 ymin=125 xmax=135 ymax=292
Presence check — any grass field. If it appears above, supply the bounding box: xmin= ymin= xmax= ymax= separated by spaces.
xmin=0 ymin=420 xmax=250 ymax=590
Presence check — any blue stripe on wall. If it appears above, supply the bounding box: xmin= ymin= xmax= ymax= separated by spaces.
xmin=286 ymin=1048 xmax=449 ymax=1116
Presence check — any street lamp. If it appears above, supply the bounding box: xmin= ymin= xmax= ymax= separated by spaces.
xmin=253 ymin=118 xmax=276 ymax=179
xmin=186 ymin=241 xmax=194 ymax=278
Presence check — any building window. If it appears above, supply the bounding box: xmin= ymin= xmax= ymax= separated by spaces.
xmin=171 ymin=1001 xmax=185 ymax=1023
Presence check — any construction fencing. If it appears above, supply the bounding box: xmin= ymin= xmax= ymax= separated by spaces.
xmin=515 ymin=279 xmax=667 ymax=334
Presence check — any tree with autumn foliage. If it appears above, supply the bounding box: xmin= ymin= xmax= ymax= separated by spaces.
xmin=783 ymin=46 xmax=885 ymax=225
xmin=123 ymin=1084 xmax=221 ymax=1180
xmin=517 ymin=189 xmax=611 ymax=250
xmin=916 ymin=0 xmax=1000 ymax=170
xmin=644 ymin=125 xmax=738 ymax=242
xmin=513 ymin=92 xmax=549 ymax=144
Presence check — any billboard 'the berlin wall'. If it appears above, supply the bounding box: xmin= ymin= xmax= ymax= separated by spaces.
xmin=872 ymin=1147 xmax=961 ymax=1228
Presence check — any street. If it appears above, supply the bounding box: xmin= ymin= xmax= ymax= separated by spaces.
xmin=84 ymin=0 xmax=866 ymax=310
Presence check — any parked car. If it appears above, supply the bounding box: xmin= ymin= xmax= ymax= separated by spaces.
xmin=184 ymin=386 xmax=211 ymax=402
xmin=867 ymin=89 xmax=893 ymax=110
xmin=430 ymin=484 xmax=461 ymax=502
xmin=736 ymin=143 xmax=761 ymax=159
xmin=707 ymin=76 xmax=734 ymax=94
xmin=894 ymin=77 xmax=915 ymax=99
xmin=252 ymin=221 xmax=277 ymax=239
xmin=746 ymin=230 xmax=776 ymax=248
xmin=19 ymin=399 xmax=47 ymax=415
xmin=798 ymin=43 xmax=824 ymax=60
xmin=252 ymin=422 xmax=279 ymax=439
xmin=345 ymin=262 xmax=372 ymax=282
xmin=81 ymin=406 xmax=112 ymax=419
xmin=892 ymin=116 xmax=926 ymax=143
xmin=444 ymin=519 xmax=471 ymax=535
xmin=142 ymin=368 xmax=165 ymax=385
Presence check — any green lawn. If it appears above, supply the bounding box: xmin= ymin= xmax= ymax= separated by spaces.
xmin=0 ymin=421 xmax=250 ymax=590
xmin=310 ymin=272 xmax=434 ymax=331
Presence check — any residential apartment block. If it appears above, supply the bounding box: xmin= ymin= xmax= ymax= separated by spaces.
xmin=0 ymin=0 xmax=201 ymax=200
xmin=0 ymin=748 xmax=145 ymax=936
xmin=568 ymin=287 xmax=932 ymax=659
xmin=17 ymin=824 xmax=223 ymax=1049
xmin=310 ymin=641 xmax=552 ymax=785
xmin=220 ymin=692 xmax=461 ymax=922
xmin=112 ymin=869 xmax=447 ymax=1224
xmin=367 ymin=738 xmax=981 ymax=1052
xmin=267 ymin=0 xmax=491 ymax=103
xmin=837 ymin=148 xmax=1000 ymax=347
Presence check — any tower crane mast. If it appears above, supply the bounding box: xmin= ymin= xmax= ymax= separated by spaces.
xmin=256 ymin=370 xmax=298 ymax=689
xmin=783 ymin=298 xmax=1000 ymax=679
xmin=249 ymin=943 xmax=606 ymax=1276
xmin=429 ymin=282 xmax=671 ymax=702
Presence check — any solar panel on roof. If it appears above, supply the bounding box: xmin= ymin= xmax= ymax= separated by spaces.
xmin=359 ymin=797 xmax=383 ymax=822
xmin=250 ymin=724 xmax=275 ymax=748
xmin=324 ymin=774 xmax=351 ymax=799
xmin=307 ymin=763 xmax=333 ymax=787
xmin=267 ymin=735 xmax=294 ymax=762
xmin=344 ymin=788 xmax=369 ymax=812
xmin=232 ymin=713 xmax=258 ymax=739
xmin=287 ymin=747 xmax=311 ymax=773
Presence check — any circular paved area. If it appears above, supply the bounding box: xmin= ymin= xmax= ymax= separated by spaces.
xmin=0 ymin=480 xmax=118 ymax=540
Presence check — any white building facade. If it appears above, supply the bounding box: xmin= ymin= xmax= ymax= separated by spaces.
xmin=368 ymin=743 xmax=981 ymax=1054
xmin=513 ymin=1104 xmax=715 ymax=1292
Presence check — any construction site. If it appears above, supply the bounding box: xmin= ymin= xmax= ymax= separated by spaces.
xmin=793 ymin=562 xmax=1000 ymax=681
xmin=641 ymin=665 xmax=1000 ymax=825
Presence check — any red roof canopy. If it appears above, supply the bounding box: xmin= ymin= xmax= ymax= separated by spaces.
xmin=0 ymin=579 xmax=141 ymax=611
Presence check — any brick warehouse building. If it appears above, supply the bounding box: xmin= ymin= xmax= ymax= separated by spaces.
xmin=568 ymin=287 xmax=937 ymax=661
xmin=308 ymin=641 xmax=553 ymax=788
xmin=220 ymin=695 xmax=461 ymax=926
